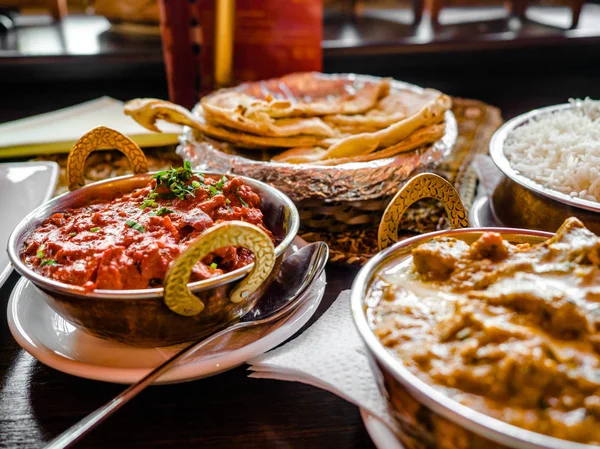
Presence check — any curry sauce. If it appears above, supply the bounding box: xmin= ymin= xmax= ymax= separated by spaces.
xmin=22 ymin=166 xmax=274 ymax=291
xmin=369 ymin=218 xmax=600 ymax=445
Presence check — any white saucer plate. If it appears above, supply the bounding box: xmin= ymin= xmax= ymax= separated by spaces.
xmin=469 ymin=195 xmax=502 ymax=228
xmin=0 ymin=161 xmax=58 ymax=289
xmin=8 ymin=271 xmax=325 ymax=385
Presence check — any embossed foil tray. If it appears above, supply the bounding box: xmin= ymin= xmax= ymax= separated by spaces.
xmin=178 ymin=75 xmax=458 ymax=203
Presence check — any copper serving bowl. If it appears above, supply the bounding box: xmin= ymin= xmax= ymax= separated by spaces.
xmin=7 ymin=127 xmax=299 ymax=347
xmin=490 ymin=103 xmax=600 ymax=234
xmin=351 ymin=173 xmax=593 ymax=449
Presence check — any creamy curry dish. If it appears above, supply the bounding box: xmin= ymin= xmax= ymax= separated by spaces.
xmin=21 ymin=162 xmax=274 ymax=291
xmin=368 ymin=218 xmax=600 ymax=445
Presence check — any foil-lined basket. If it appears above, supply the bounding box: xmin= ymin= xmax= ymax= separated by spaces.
xmin=177 ymin=76 xmax=458 ymax=232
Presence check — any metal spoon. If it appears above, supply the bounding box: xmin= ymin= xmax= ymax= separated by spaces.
xmin=45 ymin=242 xmax=329 ymax=449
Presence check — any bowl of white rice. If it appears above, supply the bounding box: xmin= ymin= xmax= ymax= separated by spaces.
xmin=489 ymin=98 xmax=600 ymax=233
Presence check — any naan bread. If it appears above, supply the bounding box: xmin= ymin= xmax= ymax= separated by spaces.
xmin=196 ymin=110 xmax=334 ymax=148
xmin=201 ymin=72 xmax=391 ymax=119
xmin=124 ymin=75 xmax=452 ymax=166
xmin=124 ymin=98 xmax=332 ymax=149
xmin=323 ymin=88 xmax=443 ymax=132
xmin=273 ymin=123 xmax=445 ymax=165
xmin=272 ymin=93 xmax=451 ymax=163
xmin=308 ymin=123 xmax=445 ymax=166
xmin=202 ymin=107 xmax=336 ymax=137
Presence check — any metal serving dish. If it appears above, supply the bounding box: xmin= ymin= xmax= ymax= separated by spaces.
xmin=7 ymin=127 xmax=299 ymax=347
xmin=180 ymin=74 xmax=458 ymax=204
xmin=351 ymin=173 xmax=594 ymax=449
xmin=490 ymin=103 xmax=600 ymax=234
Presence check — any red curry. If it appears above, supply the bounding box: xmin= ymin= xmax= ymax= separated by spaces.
xmin=22 ymin=165 xmax=274 ymax=290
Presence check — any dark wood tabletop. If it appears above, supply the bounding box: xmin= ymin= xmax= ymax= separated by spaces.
xmin=1 ymin=17 xmax=600 ymax=446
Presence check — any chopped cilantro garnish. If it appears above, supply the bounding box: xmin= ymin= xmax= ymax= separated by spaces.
xmin=41 ymin=259 xmax=58 ymax=267
xmin=209 ymin=262 xmax=218 ymax=270
xmin=36 ymin=244 xmax=46 ymax=259
xmin=237 ymin=194 xmax=249 ymax=208
xmin=225 ymin=198 xmax=231 ymax=205
xmin=150 ymin=161 xmax=201 ymax=201
xmin=191 ymin=180 xmax=202 ymax=189
xmin=150 ymin=207 xmax=173 ymax=217
xmin=215 ymin=175 xmax=228 ymax=190
xmin=90 ymin=227 xmax=101 ymax=232
xmin=69 ymin=232 xmax=77 ymax=237
xmin=126 ymin=220 xmax=145 ymax=233
xmin=140 ymin=198 xmax=158 ymax=209
xmin=203 ymin=175 xmax=228 ymax=198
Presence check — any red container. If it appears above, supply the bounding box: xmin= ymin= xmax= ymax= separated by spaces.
xmin=158 ymin=0 xmax=323 ymax=108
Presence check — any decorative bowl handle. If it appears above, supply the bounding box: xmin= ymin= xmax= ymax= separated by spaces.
xmin=66 ymin=126 xmax=149 ymax=191
xmin=378 ymin=173 xmax=469 ymax=251
xmin=163 ymin=221 xmax=276 ymax=316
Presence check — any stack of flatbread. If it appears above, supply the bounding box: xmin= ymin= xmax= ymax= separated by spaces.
xmin=124 ymin=72 xmax=451 ymax=166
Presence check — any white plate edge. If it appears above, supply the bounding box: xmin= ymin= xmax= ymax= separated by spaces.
xmin=7 ymin=272 xmax=326 ymax=385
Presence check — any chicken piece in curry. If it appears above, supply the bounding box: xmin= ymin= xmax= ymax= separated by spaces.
xmin=369 ymin=218 xmax=600 ymax=445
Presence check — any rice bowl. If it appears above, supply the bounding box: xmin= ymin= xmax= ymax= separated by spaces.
xmin=503 ymin=98 xmax=600 ymax=204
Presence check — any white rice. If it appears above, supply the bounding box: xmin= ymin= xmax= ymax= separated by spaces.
xmin=504 ymin=98 xmax=600 ymax=203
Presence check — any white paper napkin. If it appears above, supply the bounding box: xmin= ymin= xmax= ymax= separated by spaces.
xmin=0 ymin=97 xmax=182 ymax=157
xmin=248 ymin=290 xmax=396 ymax=430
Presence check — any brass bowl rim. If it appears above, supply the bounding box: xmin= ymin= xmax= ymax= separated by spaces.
xmin=351 ymin=227 xmax=596 ymax=449
xmin=490 ymin=102 xmax=600 ymax=214
xmin=7 ymin=171 xmax=299 ymax=300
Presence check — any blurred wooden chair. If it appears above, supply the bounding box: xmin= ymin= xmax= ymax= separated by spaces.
xmin=0 ymin=0 xmax=68 ymax=21
xmin=340 ymin=0 xmax=425 ymax=25
xmin=505 ymin=0 xmax=584 ymax=27
xmin=425 ymin=0 xmax=584 ymax=28
xmin=158 ymin=0 xmax=322 ymax=109
xmin=93 ymin=0 xmax=160 ymax=26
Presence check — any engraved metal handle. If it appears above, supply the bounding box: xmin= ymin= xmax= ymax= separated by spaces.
xmin=378 ymin=173 xmax=469 ymax=251
xmin=66 ymin=126 xmax=149 ymax=191
xmin=163 ymin=221 xmax=276 ymax=316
